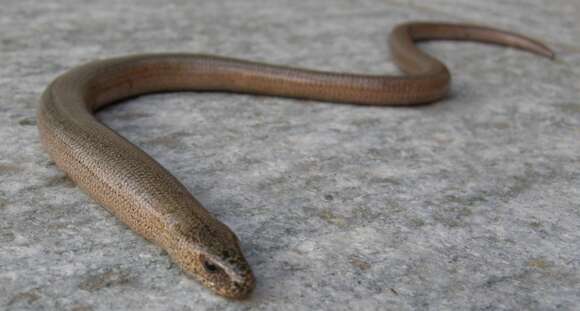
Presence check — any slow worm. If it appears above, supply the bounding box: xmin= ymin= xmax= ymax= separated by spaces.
xmin=37 ymin=22 xmax=553 ymax=299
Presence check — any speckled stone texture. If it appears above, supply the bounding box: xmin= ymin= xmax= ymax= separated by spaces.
xmin=0 ymin=0 xmax=578 ymax=310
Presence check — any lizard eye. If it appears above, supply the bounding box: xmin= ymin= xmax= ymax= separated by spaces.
xmin=203 ymin=260 xmax=219 ymax=273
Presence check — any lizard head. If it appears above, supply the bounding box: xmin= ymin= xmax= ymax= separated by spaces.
xmin=167 ymin=216 xmax=255 ymax=299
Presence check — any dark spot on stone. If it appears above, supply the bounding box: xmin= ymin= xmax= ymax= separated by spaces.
xmin=279 ymin=260 xmax=306 ymax=273
xmin=0 ymin=196 xmax=7 ymax=209
xmin=558 ymin=102 xmax=580 ymax=114
xmin=430 ymin=193 xmax=487 ymax=227
xmin=352 ymin=205 xmax=385 ymax=223
xmin=433 ymin=205 xmax=473 ymax=228
xmin=305 ymin=175 xmax=324 ymax=192
xmin=145 ymin=131 xmax=190 ymax=148
xmin=493 ymin=122 xmax=510 ymax=129
xmin=45 ymin=175 xmax=75 ymax=188
xmin=7 ymin=289 xmax=40 ymax=306
xmin=112 ymin=111 xmax=151 ymax=121
xmin=79 ymin=269 xmax=131 ymax=292
xmin=323 ymin=194 xmax=334 ymax=201
xmin=351 ymin=117 xmax=381 ymax=127
xmin=0 ymin=231 xmax=15 ymax=242
xmin=444 ymin=194 xmax=487 ymax=206
xmin=409 ymin=218 xmax=426 ymax=228
xmin=369 ymin=177 xmax=401 ymax=186
xmin=2 ymin=38 xmax=14 ymax=46
xmin=503 ymin=173 xmax=541 ymax=199
xmin=484 ymin=275 xmax=511 ymax=288
xmin=390 ymin=288 xmax=399 ymax=295
xmin=0 ymin=164 xmax=20 ymax=175
xmin=528 ymin=259 xmax=549 ymax=269
xmin=71 ymin=304 xmax=94 ymax=311
xmin=318 ymin=208 xmax=347 ymax=226
xmin=18 ymin=117 xmax=36 ymax=126
xmin=350 ymin=256 xmax=371 ymax=271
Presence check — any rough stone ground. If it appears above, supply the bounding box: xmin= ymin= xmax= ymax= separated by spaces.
xmin=0 ymin=0 xmax=578 ymax=310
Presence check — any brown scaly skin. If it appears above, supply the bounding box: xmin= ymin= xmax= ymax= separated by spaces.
xmin=36 ymin=22 xmax=553 ymax=299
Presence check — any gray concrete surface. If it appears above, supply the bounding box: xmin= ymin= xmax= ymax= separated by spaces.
xmin=1 ymin=0 xmax=579 ymax=310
